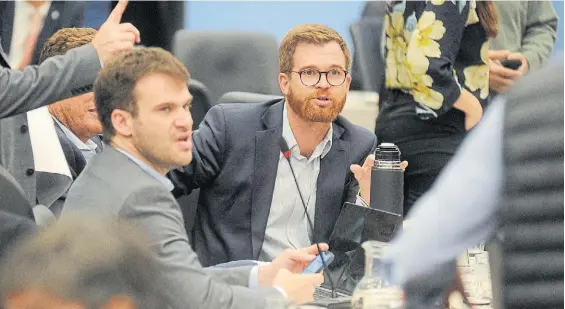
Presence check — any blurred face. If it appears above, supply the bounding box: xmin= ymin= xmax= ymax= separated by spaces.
xmin=279 ymin=41 xmax=351 ymax=123
xmin=4 ymin=289 xmax=85 ymax=309
xmin=112 ymin=73 xmax=193 ymax=174
xmin=48 ymin=92 xmax=103 ymax=142
xmin=4 ymin=288 xmax=136 ymax=309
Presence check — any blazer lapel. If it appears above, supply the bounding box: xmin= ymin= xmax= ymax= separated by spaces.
xmin=0 ymin=42 xmax=9 ymax=68
xmin=33 ymin=2 xmax=61 ymax=64
xmin=314 ymin=124 xmax=348 ymax=243
xmin=0 ymin=1 xmax=14 ymax=55
xmin=53 ymin=122 xmax=86 ymax=179
xmin=250 ymin=100 xmax=284 ymax=258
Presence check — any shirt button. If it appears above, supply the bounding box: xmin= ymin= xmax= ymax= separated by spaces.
xmin=20 ymin=125 xmax=28 ymax=133
xmin=25 ymin=168 xmax=34 ymax=176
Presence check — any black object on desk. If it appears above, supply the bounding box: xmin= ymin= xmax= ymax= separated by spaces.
xmin=312 ymin=202 xmax=402 ymax=303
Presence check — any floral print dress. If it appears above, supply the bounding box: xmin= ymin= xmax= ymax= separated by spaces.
xmin=374 ymin=0 xmax=490 ymax=214
xmin=379 ymin=0 xmax=489 ymax=121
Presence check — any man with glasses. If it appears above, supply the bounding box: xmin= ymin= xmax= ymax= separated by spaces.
xmin=170 ymin=24 xmax=377 ymax=266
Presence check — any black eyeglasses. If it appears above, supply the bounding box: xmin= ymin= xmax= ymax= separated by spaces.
xmin=290 ymin=68 xmax=348 ymax=86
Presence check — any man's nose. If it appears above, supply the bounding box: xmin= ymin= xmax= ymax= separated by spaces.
xmin=174 ymin=111 xmax=193 ymax=130
xmin=315 ymin=73 xmax=331 ymax=89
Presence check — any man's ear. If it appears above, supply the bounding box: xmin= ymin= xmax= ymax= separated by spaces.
xmin=279 ymin=72 xmax=291 ymax=96
xmin=111 ymin=109 xmax=134 ymax=138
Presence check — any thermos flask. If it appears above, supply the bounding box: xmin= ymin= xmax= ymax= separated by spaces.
xmin=369 ymin=143 xmax=404 ymax=216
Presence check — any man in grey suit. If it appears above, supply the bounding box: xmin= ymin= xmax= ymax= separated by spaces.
xmin=0 ymin=0 xmax=139 ymax=220
xmin=170 ymin=24 xmax=379 ymax=266
xmin=38 ymin=27 xmax=104 ymax=216
xmin=63 ymin=47 xmax=325 ymax=308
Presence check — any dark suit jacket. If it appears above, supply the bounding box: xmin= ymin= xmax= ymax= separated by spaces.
xmin=0 ymin=210 xmax=35 ymax=262
xmin=171 ymin=99 xmax=377 ymax=266
xmin=50 ymin=121 xmax=103 ymax=215
xmin=53 ymin=121 xmax=103 ymax=179
xmin=110 ymin=1 xmax=183 ymax=51
xmin=0 ymin=40 xmax=101 ymax=212
xmin=0 ymin=1 xmax=84 ymax=66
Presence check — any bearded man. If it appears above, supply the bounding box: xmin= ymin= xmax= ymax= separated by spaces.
xmin=170 ymin=24 xmax=377 ymax=266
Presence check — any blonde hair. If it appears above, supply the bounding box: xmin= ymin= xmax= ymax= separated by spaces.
xmin=279 ymin=24 xmax=351 ymax=73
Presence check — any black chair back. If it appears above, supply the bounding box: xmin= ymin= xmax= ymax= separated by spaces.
xmin=189 ymin=79 xmax=212 ymax=130
xmin=349 ymin=18 xmax=386 ymax=93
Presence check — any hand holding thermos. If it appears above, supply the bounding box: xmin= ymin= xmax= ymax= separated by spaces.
xmin=350 ymin=143 xmax=407 ymax=215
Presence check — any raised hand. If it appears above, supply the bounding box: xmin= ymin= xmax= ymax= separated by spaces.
xmin=91 ymin=0 xmax=141 ymax=65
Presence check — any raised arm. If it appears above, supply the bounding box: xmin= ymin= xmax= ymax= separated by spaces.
xmin=0 ymin=45 xmax=101 ymax=119
xmin=0 ymin=0 xmax=139 ymax=119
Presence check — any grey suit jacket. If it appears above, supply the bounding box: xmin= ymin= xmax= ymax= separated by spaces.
xmin=170 ymin=99 xmax=377 ymax=266
xmin=50 ymin=121 xmax=103 ymax=216
xmin=0 ymin=43 xmax=100 ymax=213
xmin=63 ymin=147 xmax=278 ymax=309
xmin=0 ymin=1 xmax=85 ymax=66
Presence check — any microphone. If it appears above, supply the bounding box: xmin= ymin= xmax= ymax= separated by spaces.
xmin=279 ymin=137 xmax=338 ymax=298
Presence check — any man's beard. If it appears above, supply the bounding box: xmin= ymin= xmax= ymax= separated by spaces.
xmin=286 ymin=88 xmax=346 ymax=123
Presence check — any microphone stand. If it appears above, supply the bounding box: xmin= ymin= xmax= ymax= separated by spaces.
xmin=279 ymin=137 xmax=338 ymax=298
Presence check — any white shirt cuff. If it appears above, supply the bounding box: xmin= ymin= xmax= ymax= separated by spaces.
xmin=274 ymin=287 xmax=288 ymax=297
xmin=248 ymin=263 xmax=287 ymax=297
xmin=248 ymin=261 xmax=271 ymax=289
xmin=249 ymin=265 xmax=260 ymax=289
xmin=356 ymin=192 xmax=370 ymax=207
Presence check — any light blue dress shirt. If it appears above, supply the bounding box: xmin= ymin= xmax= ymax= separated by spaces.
xmin=385 ymin=98 xmax=506 ymax=285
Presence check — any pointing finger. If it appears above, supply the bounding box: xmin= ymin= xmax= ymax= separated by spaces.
xmin=107 ymin=0 xmax=129 ymax=24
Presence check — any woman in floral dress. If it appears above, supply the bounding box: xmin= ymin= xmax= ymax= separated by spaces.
xmin=374 ymin=0 xmax=498 ymax=215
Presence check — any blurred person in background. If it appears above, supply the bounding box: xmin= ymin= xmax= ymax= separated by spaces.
xmin=62 ymin=47 xmax=325 ymax=308
xmin=37 ymin=27 xmax=104 ymax=216
xmin=383 ymin=59 xmax=563 ymax=309
xmin=374 ymin=0 xmax=498 ymax=215
xmin=0 ymin=0 xmax=139 ymax=221
xmin=0 ymin=217 xmax=167 ymax=309
xmin=0 ymin=0 xmax=85 ymax=70
xmin=110 ymin=0 xmax=184 ymax=51
xmin=488 ymin=0 xmax=558 ymax=95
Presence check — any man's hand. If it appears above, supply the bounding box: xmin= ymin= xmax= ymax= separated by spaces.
xmin=488 ymin=50 xmax=525 ymax=94
xmin=350 ymin=155 xmax=408 ymax=203
xmin=91 ymin=0 xmax=141 ymax=65
xmin=258 ymin=243 xmax=329 ymax=287
xmin=273 ymin=269 xmax=324 ymax=305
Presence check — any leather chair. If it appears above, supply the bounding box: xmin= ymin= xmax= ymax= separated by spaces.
xmin=173 ymin=30 xmax=280 ymax=104
xmin=217 ymin=91 xmax=283 ymax=105
xmin=188 ymin=79 xmax=212 ymax=130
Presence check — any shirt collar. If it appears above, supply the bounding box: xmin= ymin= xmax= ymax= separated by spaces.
xmin=52 ymin=117 xmax=98 ymax=152
xmin=281 ymin=103 xmax=333 ymax=161
xmin=115 ymin=148 xmax=174 ymax=191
